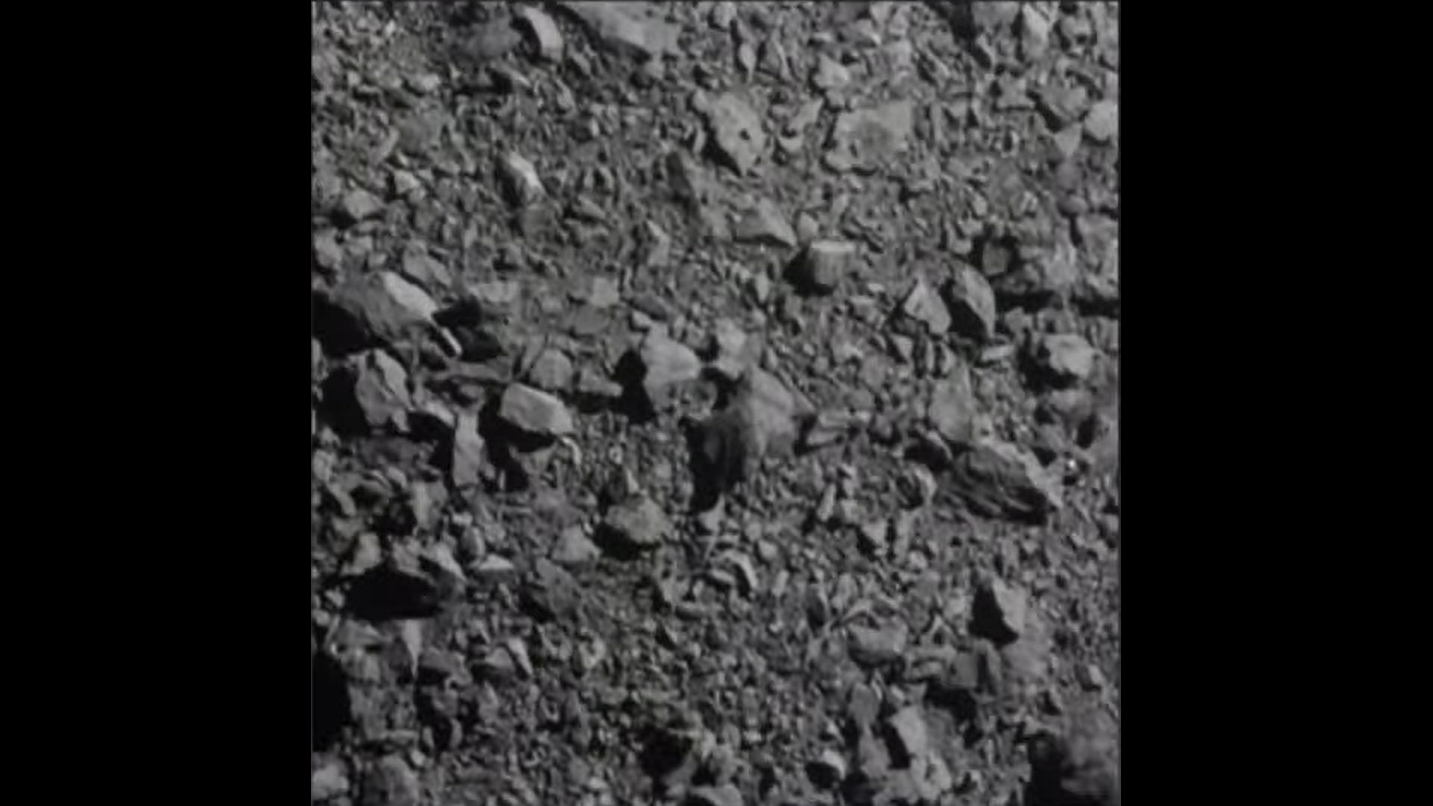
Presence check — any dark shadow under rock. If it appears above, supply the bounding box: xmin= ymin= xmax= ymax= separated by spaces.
xmin=346 ymin=565 xmax=441 ymax=622
xmin=312 ymin=649 xmax=352 ymax=752
xmin=683 ymin=411 xmax=749 ymax=513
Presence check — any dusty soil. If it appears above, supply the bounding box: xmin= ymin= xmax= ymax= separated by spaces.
xmin=311 ymin=3 xmax=1119 ymax=805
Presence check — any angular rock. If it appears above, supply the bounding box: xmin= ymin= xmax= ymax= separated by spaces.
xmin=1051 ymin=123 xmax=1084 ymax=161
xmin=972 ymin=577 xmax=1029 ymax=646
xmin=450 ymin=410 xmax=487 ymax=490
xmin=1018 ymin=3 xmax=1053 ymax=60
xmin=706 ymin=319 xmax=760 ymax=382
xmin=421 ymin=542 xmax=466 ymax=591
xmin=943 ymin=264 xmax=998 ymax=342
xmin=516 ymin=6 xmax=564 ymax=61
xmin=557 ymin=1 xmax=680 ymax=60
xmin=628 ymin=331 xmax=702 ymax=401
xmin=313 ymin=229 xmax=344 ymax=273
xmin=733 ymin=368 xmax=811 ymax=459
xmin=1083 ymin=100 xmax=1119 ymax=144
xmin=993 ymin=245 xmax=1081 ymax=305
xmin=522 ymin=558 xmax=581 ymax=621
xmin=400 ymin=243 xmax=452 ymax=292
xmin=314 ymin=272 xmax=438 ymax=355
xmin=885 ymin=706 xmax=930 ymax=766
xmin=848 ymin=621 xmax=908 ymax=667
xmin=927 ymin=364 xmax=977 ymax=447
xmin=574 ymin=367 xmax=624 ymax=402
xmin=825 ymin=100 xmax=915 ymax=174
xmin=950 ymin=438 xmax=1063 ymax=521
xmin=499 ymin=151 xmax=545 ymax=207
xmin=599 ymin=495 xmax=671 ymax=553
xmin=335 ymin=188 xmax=383 ymax=227
xmin=734 ymin=198 xmax=797 ymax=248
xmin=694 ymin=90 xmax=767 ymax=175
xmin=1032 ymin=334 xmax=1098 ymax=386
xmin=499 ymin=383 xmax=575 ymax=438
xmin=1038 ymin=84 xmax=1091 ymax=129
xmin=359 ymin=755 xmax=420 ymax=806
xmin=898 ymin=276 xmax=951 ymax=335
xmin=811 ymin=54 xmax=851 ymax=92
xmin=552 ymin=526 xmax=600 ymax=566
xmin=808 ymin=749 xmax=847 ymax=790
xmin=525 ymin=348 xmax=575 ymax=392
xmin=326 ymin=349 xmax=411 ymax=434
xmin=790 ymin=240 xmax=854 ymax=296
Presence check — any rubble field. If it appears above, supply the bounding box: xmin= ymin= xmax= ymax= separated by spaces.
xmin=311 ymin=3 xmax=1119 ymax=805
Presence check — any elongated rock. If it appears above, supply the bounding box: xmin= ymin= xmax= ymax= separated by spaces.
xmin=314 ymin=272 xmax=438 ymax=355
xmin=950 ymin=438 xmax=1063 ymax=521
xmin=500 ymin=383 xmax=575 ymax=438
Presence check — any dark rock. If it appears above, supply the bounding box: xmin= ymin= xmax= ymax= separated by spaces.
xmin=685 ymin=409 xmax=751 ymax=510
xmin=347 ymin=563 xmax=441 ymax=622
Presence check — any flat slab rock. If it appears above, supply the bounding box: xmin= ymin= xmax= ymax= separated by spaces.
xmin=949 ymin=438 xmax=1063 ymax=521
xmin=499 ymin=383 xmax=575 ymax=438
xmin=694 ymin=90 xmax=767 ymax=175
xmin=825 ymin=100 xmax=915 ymax=174
xmin=557 ymin=1 xmax=681 ymax=61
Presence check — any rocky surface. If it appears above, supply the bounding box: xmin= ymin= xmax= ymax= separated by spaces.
xmin=313 ymin=3 xmax=1120 ymax=805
